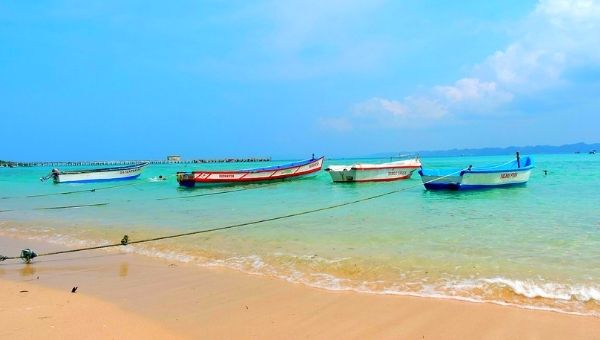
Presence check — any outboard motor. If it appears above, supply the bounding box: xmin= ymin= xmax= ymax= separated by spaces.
xmin=51 ymin=168 xmax=60 ymax=181
xmin=40 ymin=168 xmax=60 ymax=182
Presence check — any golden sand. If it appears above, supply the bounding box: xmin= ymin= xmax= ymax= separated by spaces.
xmin=1 ymin=236 xmax=599 ymax=339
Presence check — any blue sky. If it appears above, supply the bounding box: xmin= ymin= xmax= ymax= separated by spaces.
xmin=1 ymin=0 xmax=599 ymax=161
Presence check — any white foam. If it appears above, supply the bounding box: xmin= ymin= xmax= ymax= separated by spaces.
xmin=122 ymin=246 xmax=196 ymax=263
xmin=482 ymin=277 xmax=600 ymax=302
xmin=190 ymin=256 xmax=600 ymax=317
xmin=272 ymin=252 xmax=352 ymax=264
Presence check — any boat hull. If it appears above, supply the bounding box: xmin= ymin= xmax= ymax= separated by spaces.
xmin=458 ymin=170 xmax=532 ymax=189
xmin=177 ymin=157 xmax=324 ymax=187
xmin=53 ymin=163 xmax=147 ymax=183
xmin=327 ymin=166 xmax=419 ymax=182
xmin=420 ymin=174 xmax=463 ymax=190
xmin=326 ymin=159 xmax=421 ymax=183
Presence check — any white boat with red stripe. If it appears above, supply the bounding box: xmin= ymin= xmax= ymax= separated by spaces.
xmin=325 ymin=157 xmax=421 ymax=183
xmin=176 ymin=156 xmax=324 ymax=187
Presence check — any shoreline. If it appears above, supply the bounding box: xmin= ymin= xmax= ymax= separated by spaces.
xmin=1 ymin=235 xmax=600 ymax=338
xmin=2 ymin=222 xmax=599 ymax=318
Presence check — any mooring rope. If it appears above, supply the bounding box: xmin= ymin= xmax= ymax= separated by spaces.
xmin=0 ymin=168 xmax=467 ymax=263
xmin=35 ymin=202 xmax=110 ymax=210
xmin=0 ymin=181 xmax=143 ymax=200
xmin=1 ymin=176 xmax=275 ymax=203
xmin=0 ymin=202 xmax=110 ymax=213
xmin=0 ymin=183 xmax=274 ymax=212
xmin=156 ymin=182 xmax=280 ymax=201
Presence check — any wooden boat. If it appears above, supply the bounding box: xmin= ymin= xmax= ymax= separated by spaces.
xmin=176 ymin=157 xmax=324 ymax=187
xmin=418 ymin=153 xmax=534 ymax=190
xmin=44 ymin=162 xmax=149 ymax=183
xmin=325 ymin=158 xmax=421 ymax=183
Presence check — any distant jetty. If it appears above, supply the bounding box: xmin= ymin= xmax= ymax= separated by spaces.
xmin=0 ymin=157 xmax=272 ymax=168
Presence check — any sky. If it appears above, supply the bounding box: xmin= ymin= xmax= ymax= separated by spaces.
xmin=1 ymin=0 xmax=599 ymax=161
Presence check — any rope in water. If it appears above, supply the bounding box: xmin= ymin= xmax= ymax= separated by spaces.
xmin=1 ymin=173 xmax=279 ymax=204
xmin=0 ymin=181 xmax=143 ymax=200
xmin=0 ymin=202 xmax=110 ymax=213
xmin=0 ymin=182 xmax=279 ymax=213
xmin=156 ymin=182 xmax=281 ymax=201
xmin=0 ymin=168 xmax=466 ymax=263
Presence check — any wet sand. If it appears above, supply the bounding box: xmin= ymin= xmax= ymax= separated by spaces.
xmin=1 ymin=236 xmax=600 ymax=339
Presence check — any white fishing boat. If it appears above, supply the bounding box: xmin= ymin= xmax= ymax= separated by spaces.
xmin=325 ymin=158 xmax=421 ymax=183
xmin=43 ymin=162 xmax=149 ymax=183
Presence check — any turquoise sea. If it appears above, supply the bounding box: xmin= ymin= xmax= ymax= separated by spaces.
xmin=1 ymin=154 xmax=599 ymax=315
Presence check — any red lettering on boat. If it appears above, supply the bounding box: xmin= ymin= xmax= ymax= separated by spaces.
xmin=500 ymin=172 xmax=517 ymax=179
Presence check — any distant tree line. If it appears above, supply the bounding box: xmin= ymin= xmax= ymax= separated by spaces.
xmin=0 ymin=160 xmax=17 ymax=167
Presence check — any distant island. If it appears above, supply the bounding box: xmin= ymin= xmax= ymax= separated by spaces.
xmin=371 ymin=142 xmax=599 ymax=158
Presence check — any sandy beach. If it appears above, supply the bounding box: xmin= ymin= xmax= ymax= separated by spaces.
xmin=0 ymin=236 xmax=599 ymax=339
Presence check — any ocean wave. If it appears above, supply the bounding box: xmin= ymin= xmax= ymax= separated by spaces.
xmin=272 ymin=252 xmax=352 ymax=264
xmin=189 ymin=253 xmax=600 ymax=316
xmin=482 ymin=277 xmax=600 ymax=302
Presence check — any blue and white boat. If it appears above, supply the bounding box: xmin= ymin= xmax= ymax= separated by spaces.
xmin=45 ymin=162 xmax=149 ymax=183
xmin=419 ymin=154 xmax=534 ymax=190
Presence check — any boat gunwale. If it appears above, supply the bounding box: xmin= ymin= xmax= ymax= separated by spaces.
xmin=57 ymin=162 xmax=150 ymax=175
xmin=462 ymin=163 xmax=534 ymax=174
xmin=326 ymin=165 xmax=420 ymax=171
xmin=350 ymin=164 xmax=421 ymax=171
xmin=192 ymin=167 xmax=321 ymax=183
xmin=326 ymin=158 xmax=421 ymax=172
xmin=181 ymin=157 xmax=324 ymax=175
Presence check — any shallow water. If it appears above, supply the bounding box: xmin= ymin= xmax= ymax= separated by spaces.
xmin=1 ymin=154 xmax=599 ymax=315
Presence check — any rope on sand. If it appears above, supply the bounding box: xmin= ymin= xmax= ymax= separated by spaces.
xmin=0 ymin=169 xmax=466 ymax=264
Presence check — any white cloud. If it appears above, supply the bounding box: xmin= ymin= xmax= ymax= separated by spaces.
xmin=319 ymin=96 xmax=448 ymax=131
xmin=535 ymin=0 xmax=600 ymax=26
xmin=354 ymin=98 xmax=407 ymax=117
xmin=477 ymin=0 xmax=600 ymax=90
xmin=347 ymin=78 xmax=511 ymax=129
xmin=328 ymin=0 xmax=600 ymax=130
xmin=318 ymin=117 xmax=353 ymax=132
xmin=435 ymin=78 xmax=513 ymax=104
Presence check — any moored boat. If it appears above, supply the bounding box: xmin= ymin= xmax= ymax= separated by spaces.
xmin=43 ymin=162 xmax=149 ymax=183
xmin=176 ymin=156 xmax=324 ymax=187
xmin=418 ymin=153 xmax=534 ymax=190
xmin=325 ymin=158 xmax=421 ymax=183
